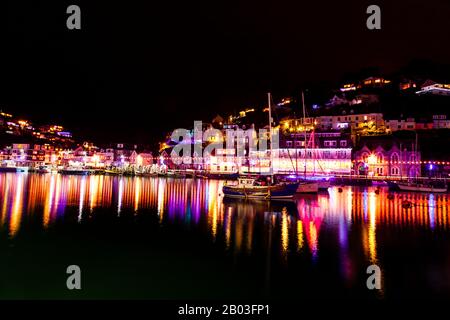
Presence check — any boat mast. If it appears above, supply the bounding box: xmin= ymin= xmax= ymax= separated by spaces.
xmin=312 ymin=124 xmax=316 ymax=175
xmin=268 ymin=93 xmax=274 ymax=181
xmin=415 ymin=131 xmax=418 ymax=181
xmin=302 ymin=90 xmax=307 ymax=179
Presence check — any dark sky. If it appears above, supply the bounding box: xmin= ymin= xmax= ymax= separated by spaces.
xmin=3 ymin=0 xmax=450 ymax=144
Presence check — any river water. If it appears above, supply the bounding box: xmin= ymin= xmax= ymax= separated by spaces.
xmin=0 ymin=172 xmax=449 ymax=299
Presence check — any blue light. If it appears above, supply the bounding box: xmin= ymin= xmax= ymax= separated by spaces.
xmin=429 ymin=164 xmax=434 ymax=170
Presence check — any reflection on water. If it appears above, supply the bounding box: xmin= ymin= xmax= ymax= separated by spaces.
xmin=1 ymin=172 xmax=450 ymax=296
xmin=1 ymin=173 xmax=449 ymax=236
xmin=1 ymin=173 xmax=450 ymax=243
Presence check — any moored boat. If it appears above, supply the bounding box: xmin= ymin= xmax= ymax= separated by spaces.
xmin=105 ymin=169 xmax=122 ymax=175
xmin=394 ymin=181 xmax=447 ymax=193
xmin=222 ymin=177 xmax=299 ymax=200
xmin=0 ymin=166 xmax=17 ymax=173
xmin=206 ymin=172 xmax=239 ymax=180
xmin=36 ymin=165 xmax=52 ymax=173
xmin=0 ymin=161 xmax=29 ymax=173
xmin=59 ymin=167 xmax=92 ymax=175
xmin=222 ymin=93 xmax=299 ymax=200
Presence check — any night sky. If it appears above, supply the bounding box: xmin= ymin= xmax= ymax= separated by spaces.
xmin=3 ymin=0 xmax=450 ymax=144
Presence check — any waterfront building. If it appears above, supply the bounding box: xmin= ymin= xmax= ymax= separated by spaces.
xmin=271 ymin=130 xmax=353 ymax=175
xmin=415 ymin=119 xmax=434 ymax=130
xmin=432 ymin=115 xmax=450 ymax=129
xmin=354 ymin=138 xmax=421 ymax=177
xmin=385 ymin=118 xmax=416 ymax=132
xmin=0 ymin=143 xmax=65 ymax=167
xmin=281 ymin=113 xmax=385 ymax=132
xmin=385 ymin=115 xmax=450 ymax=131
xmin=311 ymin=113 xmax=384 ymax=132
xmin=112 ymin=143 xmax=138 ymax=165
xmin=206 ymin=149 xmax=240 ymax=174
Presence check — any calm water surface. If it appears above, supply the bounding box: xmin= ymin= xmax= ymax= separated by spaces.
xmin=1 ymin=172 xmax=450 ymax=299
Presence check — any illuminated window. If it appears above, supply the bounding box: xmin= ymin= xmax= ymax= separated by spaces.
xmin=337 ymin=151 xmax=347 ymax=159
xmin=376 ymin=152 xmax=384 ymax=163
xmin=391 ymin=167 xmax=400 ymax=175
xmin=391 ymin=153 xmax=399 ymax=163
xmin=362 ymin=152 xmax=369 ymax=163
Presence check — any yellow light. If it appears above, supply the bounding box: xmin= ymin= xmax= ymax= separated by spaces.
xmin=367 ymin=154 xmax=377 ymax=165
xmin=136 ymin=155 xmax=143 ymax=166
xmin=92 ymin=155 xmax=100 ymax=164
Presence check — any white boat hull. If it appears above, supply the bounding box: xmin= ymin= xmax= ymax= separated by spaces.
xmin=397 ymin=183 xmax=448 ymax=193
xmin=223 ymin=179 xmax=299 ymax=200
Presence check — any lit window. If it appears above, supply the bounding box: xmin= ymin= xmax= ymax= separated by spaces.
xmin=376 ymin=152 xmax=384 ymax=163
xmin=391 ymin=153 xmax=399 ymax=163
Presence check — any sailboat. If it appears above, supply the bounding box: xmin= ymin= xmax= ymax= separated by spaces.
xmin=392 ymin=132 xmax=448 ymax=193
xmin=306 ymin=128 xmax=332 ymax=191
xmin=394 ymin=182 xmax=447 ymax=193
xmin=296 ymin=91 xmax=319 ymax=193
xmin=222 ymin=93 xmax=299 ymax=200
